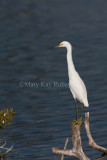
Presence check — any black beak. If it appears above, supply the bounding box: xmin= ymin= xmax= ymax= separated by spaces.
xmin=49 ymin=45 xmax=59 ymax=50
xmin=54 ymin=45 xmax=59 ymax=48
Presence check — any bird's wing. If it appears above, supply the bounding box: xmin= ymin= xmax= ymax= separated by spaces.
xmin=69 ymin=71 xmax=88 ymax=102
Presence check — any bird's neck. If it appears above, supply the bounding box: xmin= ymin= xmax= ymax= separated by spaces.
xmin=67 ymin=46 xmax=75 ymax=78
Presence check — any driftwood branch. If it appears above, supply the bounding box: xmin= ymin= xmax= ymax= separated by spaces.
xmin=52 ymin=112 xmax=107 ymax=160
xmin=91 ymin=154 xmax=107 ymax=160
xmin=52 ymin=120 xmax=90 ymax=160
xmin=85 ymin=112 xmax=107 ymax=154
xmin=0 ymin=139 xmax=14 ymax=156
xmin=61 ymin=137 xmax=68 ymax=160
xmin=52 ymin=147 xmax=76 ymax=157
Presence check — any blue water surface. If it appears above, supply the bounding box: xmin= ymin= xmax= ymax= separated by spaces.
xmin=0 ymin=0 xmax=107 ymax=159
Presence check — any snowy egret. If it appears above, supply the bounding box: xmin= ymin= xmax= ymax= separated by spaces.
xmin=56 ymin=41 xmax=89 ymax=122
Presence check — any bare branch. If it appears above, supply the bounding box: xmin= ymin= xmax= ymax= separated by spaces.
xmin=85 ymin=112 xmax=107 ymax=154
xmin=52 ymin=147 xmax=77 ymax=157
xmin=61 ymin=137 xmax=69 ymax=160
xmin=52 ymin=112 xmax=107 ymax=159
xmin=2 ymin=143 xmax=14 ymax=155
xmin=0 ymin=140 xmax=14 ymax=156
xmin=52 ymin=147 xmax=90 ymax=160
xmin=91 ymin=153 xmax=107 ymax=160
xmin=0 ymin=140 xmax=7 ymax=148
xmin=52 ymin=121 xmax=90 ymax=160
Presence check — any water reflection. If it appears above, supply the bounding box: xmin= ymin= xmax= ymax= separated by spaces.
xmin=92 ymin=154 xmax=107 ymax=160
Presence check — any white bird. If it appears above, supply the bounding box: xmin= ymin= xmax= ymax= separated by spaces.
xmin=56 ymin=41 xmax=89 ymax=122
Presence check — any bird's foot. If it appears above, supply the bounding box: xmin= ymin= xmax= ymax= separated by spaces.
xmin=72 ymin=120 xmax=78 ymax=125
xmin=72 ymin=118 xmax=83 ymax=125
xmin=78 ymin=117 xmax=83 ymax=125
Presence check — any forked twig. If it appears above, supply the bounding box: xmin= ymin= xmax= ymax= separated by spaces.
xmin=0 ymin=139 xmax=14 ymax=156
xmin=52 ymin=120 xmax=90 ymax=160
xmin=52 ymin=112 xmax=107 ymax=159
xmin=61 ymin=137 xmax=69 ymax=160
xmin=85 ymin=112 xmax=107 ymax=154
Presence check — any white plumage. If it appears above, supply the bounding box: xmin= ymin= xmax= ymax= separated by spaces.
xmin=57 ymin=41 xmax=89 ymax=120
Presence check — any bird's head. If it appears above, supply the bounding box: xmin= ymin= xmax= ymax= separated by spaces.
xmin=56 ymin=41 xmax=72 ymax=49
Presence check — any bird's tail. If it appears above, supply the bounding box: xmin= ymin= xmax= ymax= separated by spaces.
xmin=84 ymin=99 xmax=89 ymax=107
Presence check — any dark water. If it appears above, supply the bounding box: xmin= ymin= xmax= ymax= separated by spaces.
xmin=0 ymin=0 xmax=107 ymax=159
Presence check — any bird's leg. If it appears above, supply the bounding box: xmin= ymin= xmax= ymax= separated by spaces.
xmin=76 ymin=103 xmax=83 ymax=125
xmin=75 ymin=99 xmax=78 ymax=121
xmin=73 ymin=99 xmax=79 ymax=125
xmin=80 ymin=103 xmax=83 ymax=121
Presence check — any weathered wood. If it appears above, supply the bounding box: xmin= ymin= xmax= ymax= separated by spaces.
xmin=91 ymin=153 xmax=107 ymax=160
xmin=52 ymin=147 xmax=76 ymax=157
xmin=61 ymin=137 xmax=69 ymax=160
xmin=72 ymin=121 xmax=82 ymax=152
xmin=85 ymin=112 xmax=107 ymax=154
xmin=52 ymin=147 xmax=90 ymax=160
xmin=52 ymin=120 xmax=90 ymax=160
xmin=52 ymin=112 xmax=107 ymax=160
xmin=71 ymin=121 xmax=90 ymax=160
xmin=0 ymin=139 xmax=14 ymax=156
